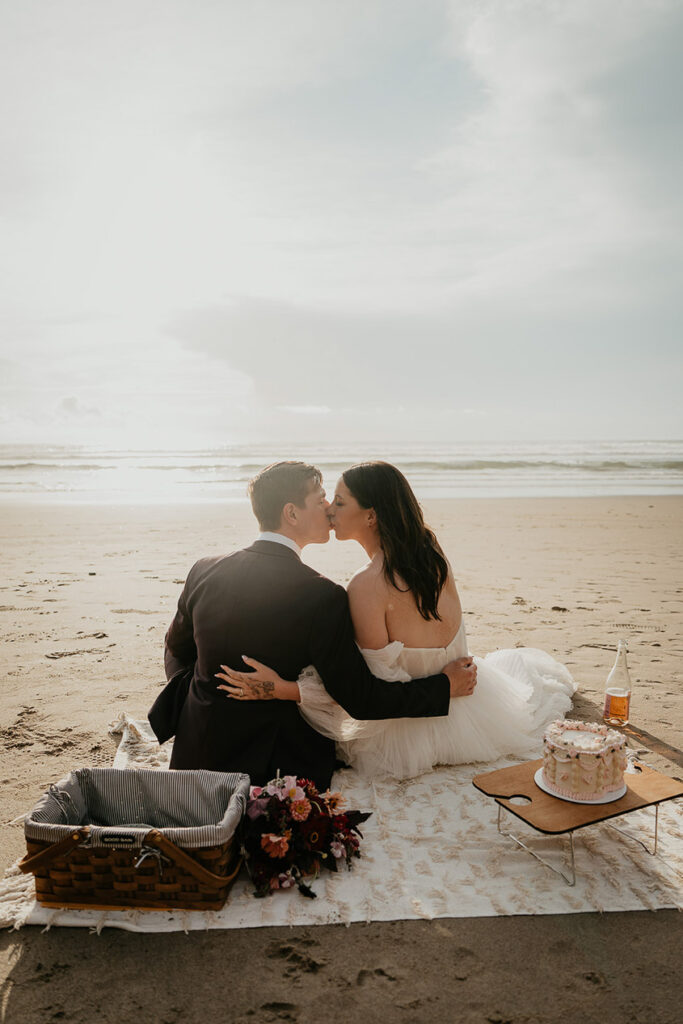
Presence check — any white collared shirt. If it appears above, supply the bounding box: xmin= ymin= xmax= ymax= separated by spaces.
xmin=256 ymin=531 xmax=302 ymax=559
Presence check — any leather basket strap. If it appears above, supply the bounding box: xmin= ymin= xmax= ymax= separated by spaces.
xmin=19 ymin=828 xmax=90 ymax=875
xmin=146 ymin=830 xmax=240 ymax=888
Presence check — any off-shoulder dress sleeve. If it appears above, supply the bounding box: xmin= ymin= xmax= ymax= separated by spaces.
xmin=297 ymin=641 xmax=411 ymax=742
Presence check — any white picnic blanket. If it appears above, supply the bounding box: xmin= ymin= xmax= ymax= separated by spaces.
xmin=1 ymin=713 xmax=681 ymax=932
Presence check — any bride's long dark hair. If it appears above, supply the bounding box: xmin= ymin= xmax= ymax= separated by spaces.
xmin=342 ymin=461 xmax=449 ymax=621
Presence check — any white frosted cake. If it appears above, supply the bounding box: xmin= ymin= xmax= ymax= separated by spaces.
xmin=541 ymin=720 xmax=627 ymax=801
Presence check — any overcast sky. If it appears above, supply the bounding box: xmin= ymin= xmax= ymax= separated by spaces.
xmin=1 ymin=0 xmax=681 ymax=449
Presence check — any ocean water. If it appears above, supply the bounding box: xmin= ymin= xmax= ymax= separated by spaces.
xmin=0 ymin=441 xmax=681 ymax=504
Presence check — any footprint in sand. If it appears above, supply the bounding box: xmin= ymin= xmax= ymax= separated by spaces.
xmin=355 ymin=966 xmax=399 ymax=988
xmin=111 ymin=608 xmax=159 ymax=615
xmin=45 ymin=647 xmax=113 ymax=659
xmin=267 ymin=942 xmax=327 ymax=976
xmin=258 ymin=1004 xmax=299 ymax=1023
xmin=0 ymin=708 xmax=91 ymax=754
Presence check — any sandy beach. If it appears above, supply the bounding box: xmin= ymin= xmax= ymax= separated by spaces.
xmin=1 ymin=496 xmax=682 ymax=1023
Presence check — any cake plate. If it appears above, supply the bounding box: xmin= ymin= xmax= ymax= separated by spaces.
xmin=533 ymin=768 xmax=627 ymax=805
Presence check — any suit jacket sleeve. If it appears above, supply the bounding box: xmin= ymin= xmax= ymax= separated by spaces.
xmin=164 ymin=570 xmax=198 ymax=680
xmin=308 ymin=582 xmax=450 ymax=720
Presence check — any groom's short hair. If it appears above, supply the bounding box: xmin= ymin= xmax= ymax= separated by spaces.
xmin=248 ymin=461 xmax=322 ymax=531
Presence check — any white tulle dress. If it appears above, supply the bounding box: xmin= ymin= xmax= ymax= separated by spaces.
xmin=297 ymin=618 xmax=577 ymax=779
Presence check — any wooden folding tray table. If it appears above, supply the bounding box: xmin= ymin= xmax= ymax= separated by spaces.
xmin=472 ymin=759 xmax=683 ymax=885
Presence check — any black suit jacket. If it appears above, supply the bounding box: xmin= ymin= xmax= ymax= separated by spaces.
xmin=151 ymin=540 xmax=450 ymax=790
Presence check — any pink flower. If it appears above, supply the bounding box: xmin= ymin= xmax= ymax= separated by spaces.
xmin=330 ymin=840 xmax=345 ymax=859
xmin=261 ymin=832 xmax=291 ymax=858
xmin=282 ymin=775 xmax=305 ymax=802
xmin=290 ymin=798 xmax=312 ymax=822
xmin=278 ymin=871 xmax=296 ymax=889
xmin=250 ymin=785 xmax=263 ymax=798
xmin=247 ymin=797 xmax=269 ymax=820
xmin=263 ymin=775 xmax=305 ymax=802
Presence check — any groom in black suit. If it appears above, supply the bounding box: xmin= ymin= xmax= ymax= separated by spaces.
xmin=150 ymin=461 xmax=475 ymax=790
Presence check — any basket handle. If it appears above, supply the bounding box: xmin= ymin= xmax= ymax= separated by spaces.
xmin=145 ymin=830 xmax=241 ymax=889
xmin=19 ymin=827 xmax=90 ymax=875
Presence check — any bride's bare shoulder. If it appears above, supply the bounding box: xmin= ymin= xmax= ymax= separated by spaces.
xmin=346 ymin=561 xmax=390 ymax=647
xmin=347 ymin=560 xmax=386 ymax=598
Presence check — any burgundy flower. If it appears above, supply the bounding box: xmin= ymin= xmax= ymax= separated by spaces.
xmin=299 ymin=814 xmax=331 ymax=851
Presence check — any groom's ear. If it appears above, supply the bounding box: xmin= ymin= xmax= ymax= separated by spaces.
xmin=282 ymin=502 xmax=298 ymax=526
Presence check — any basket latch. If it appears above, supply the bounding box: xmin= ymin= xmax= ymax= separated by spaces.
xmin=134 ymin=845 xmax=171 ymax=874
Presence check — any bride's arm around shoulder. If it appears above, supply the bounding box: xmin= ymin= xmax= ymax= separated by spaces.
xmin=346 ymin=564 xmax=390 ymax=651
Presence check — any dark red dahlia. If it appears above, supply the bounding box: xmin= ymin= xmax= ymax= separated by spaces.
xmin=299 ymin=814 xmax=331 ymax=851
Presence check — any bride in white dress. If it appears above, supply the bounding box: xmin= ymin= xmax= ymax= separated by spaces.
xmin=217 ymin=462 xmax=576 ymax=779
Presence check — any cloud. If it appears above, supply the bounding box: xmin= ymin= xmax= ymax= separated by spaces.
xmin=167 ymin=292 xmax=683 ymax=443
xmin=0 ymin=314 xmax=255 ymax=447
xmin=417 ymin=0 xmax=683 ymax=302
xmin=1 ymin=1 xmax=681 ymax=444
xmin=3 ymin=1 xmax=680 ymax=317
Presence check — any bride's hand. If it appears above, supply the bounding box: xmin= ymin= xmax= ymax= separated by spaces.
xmin=215 ymin=657 xmax=300 ymax=702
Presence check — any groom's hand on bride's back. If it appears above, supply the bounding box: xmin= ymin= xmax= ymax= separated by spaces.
xmin=444 ymin=656 xmax=477 ymax=698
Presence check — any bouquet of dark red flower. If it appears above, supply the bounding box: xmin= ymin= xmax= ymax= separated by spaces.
xmin=241 ymin=773 xmax=371 ymax=898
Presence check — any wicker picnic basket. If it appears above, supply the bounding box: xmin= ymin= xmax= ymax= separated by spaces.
xmin=19 ymin=768 xmax=250 ymax=912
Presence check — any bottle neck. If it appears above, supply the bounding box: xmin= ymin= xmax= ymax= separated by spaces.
xmin=608 ymin=641 xmax=632 ymax=688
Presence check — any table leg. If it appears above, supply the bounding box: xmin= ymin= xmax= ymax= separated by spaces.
xmin=497 ymin=805 xmax=576 ymax=886
xmin=606 ymin=803 xmax=659 ymax=856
